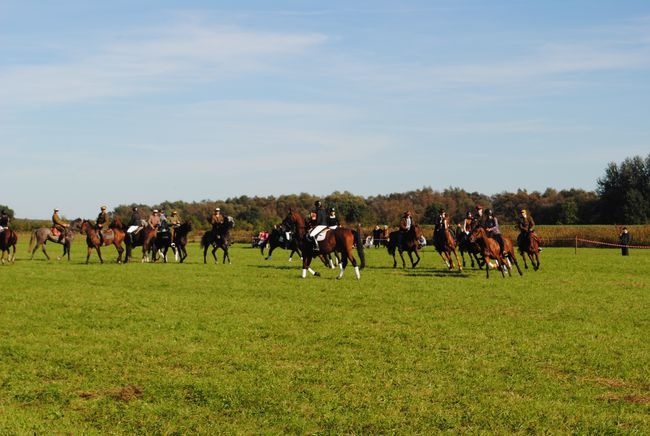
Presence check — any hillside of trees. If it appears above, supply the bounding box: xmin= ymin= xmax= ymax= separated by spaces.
xmin=2 ymin=154 xmax=649 ymax=232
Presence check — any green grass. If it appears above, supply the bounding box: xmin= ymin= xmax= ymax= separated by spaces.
xmin=1 ymin=239 xmax=649 ymax=434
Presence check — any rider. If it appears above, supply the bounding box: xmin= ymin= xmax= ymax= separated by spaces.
xmin=485 ymin=209 xmax=506 ymax=257
xmin=148 ymin=209 xmax=161 ymax=230
xmin=433 ymin=208 xmax=448 ymax=250
xmin=169 ymin=210 xmax=181 ymax=247
xmin=517 ymin=209 xmax=541 ymax=251
xmin=307 ymin=200 xmax=328 ymax=251
xmin=96 ymin=205 xmax=108 ymax=244
xmin=326 ymin=207 xmax=340 ymax=228
xmin=52 ymin=208 xmax=68 ymax=243
xmin=211 ymin=207 xmax=225 ymax=237
xmin=159 ymin=209 xmax=169 ymax=232
xmin=0 ymin=210 xmax=9 ymax=234
xmin=126 ymin=207 xmax=142 ymax=243
xmin=472 ymin=204 xmax=487 ymax=230
xmin=397 ymin=210 xmax=413 ymax=249
xmin=462 ymin=211 xmax=473 ymax=236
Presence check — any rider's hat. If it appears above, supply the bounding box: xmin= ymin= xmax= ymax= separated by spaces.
xmin=466 ymin=211 xmax=473 ymax=217
xmin=520 ymin=209 xmax=527 ymax=214
xmin=315 ymin=200 xmax=322 ymax=207
xmin=132 ymin=206 xmax=138 ymax=211
xmin=172 ymin=210 xmax=177 ymax=215
xmin=215 ymin=207 xmax=221 ymax=212
xmin=153 ymin=209 xmax=159 ymax=213
xmin=54 ymin=208 xmax=59 ymax=212
xmin=101 ymin=205 xmax=107 ymax=210
xmin=330 ymin=208 xmax=335 ymax=212
xmin=476 ymin=204 xmax=483 ymax=210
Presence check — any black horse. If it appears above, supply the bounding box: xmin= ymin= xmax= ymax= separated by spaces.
xmin=455 ymin=228 xmax=484 ymax=269
xmin=201 ymin=216 xmax=235 ymax=264
xmin=171 ymin=222 xmax=192 ymax=263
xmin=262 ymin=224 xmax=302 ymax=262
xmin=153 ymin=227 xmax=173 ymax=262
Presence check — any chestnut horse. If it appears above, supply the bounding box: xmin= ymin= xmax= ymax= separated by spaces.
xmin=80 ymin=219 xmax=125 ymax=264
xmin=0 ymin=229 xmax=17 ymax=264
xmin=518 ymin=231 xmax=540 ymax=271
xmin=469 ymin=227 xmax=522 ymax=279
xmin=282 ymin=209 xmax=365 ymax=280
xmin=386 ymin=224 xmax=422 ymax=268
xmin=433 ymin=227 xmax=463 ymax=272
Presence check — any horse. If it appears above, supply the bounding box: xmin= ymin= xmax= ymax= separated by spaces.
xmin=201 ymin=216 xmax=235 ymax=264
xmin=518 ymin=231 xmax=541 ymax=271
xmin=455 ymin=228 xmax=484 ymax=269
xmin=0 ymin=229 xmax=17 ymax=264
xmin=152 ymin=227 xmax=173 ymax=262
xmin=432 ymin=227 xmax=463 ymax=272
xmin=80 ymin=219 xmax=125 ymax=264
xmin=386 ymin=224 xmax=422 ymax=268
xmin=124 ymin=225 xmax=157 ymax=263
xmin=28 ymin=218 xmax=83 ymax=261
xmin=282 ymin=209 xmax=365 ymax=280
xmin=469 ymin=226 xmax=522 ymax=279
xmin=262 ymin=224 xmax=302 ymax=262
xmin=171 ymin=222 xmax=192 ymax=263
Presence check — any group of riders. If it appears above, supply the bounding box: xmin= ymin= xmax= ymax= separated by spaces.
xmin=395 ymin=204 xmax=541 ymax=255
xmin=47 ymin=206 xmax=186 ymax=247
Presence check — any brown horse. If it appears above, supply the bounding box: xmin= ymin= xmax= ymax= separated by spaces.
xmin=282 ymin=209 xmax=365 ymax=280
xmin=124 ymin=225 xmax=157 ymax=263
xmin=518 ymin=231 xmax=541 ymax=271
xmin=0 ymin=229 xmax=17 ymax=264
xmin=469 ymin=227 xmax=522 ymax=278
xmin=80 ymin=219 xmax=125 ymax=264
xmin=386 ymin=224 xmax=422 ymax=268
xmin=432 ymin=227 xmax=463 ymax=272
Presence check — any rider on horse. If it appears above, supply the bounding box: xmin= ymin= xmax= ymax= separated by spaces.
xmin=433 ymin=208 xmax=449 ymax=250
xmin=326 ymin=207 xmax=340 ymax=228
xmin=307 ymin=200 xmax=328 ymax=251
xmin=96 ymin=205 xmax=108 ymax=244
xmin=397 ymin=210 xmax=414 ymax=250
xmin=211 ymin=207 xmax=225 ymax=237
xmin=170 ymin=210 xmax=181 ymax=247
xmin=517 ymin=209 xmax=541 ymax=251
xmin=485 ymin=209 xmax=506 ymax=256
xmin=52 ymin=208 xmax=68 ymax=243
xmin=0 ymin=210 xmax=9 ymax=235
xmin=148 ymin=209 xmax=161 ymax=230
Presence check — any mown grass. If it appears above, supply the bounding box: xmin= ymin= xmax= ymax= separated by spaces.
xmin=1 ymin=238 xmax=649 ymax=434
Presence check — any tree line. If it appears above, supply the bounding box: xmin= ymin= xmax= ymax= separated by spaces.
xmin=3 ymin=154 xmax=649 ymax=232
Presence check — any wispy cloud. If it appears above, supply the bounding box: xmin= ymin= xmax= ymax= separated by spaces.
xmin=0 ymin=23 xmax=326 ymax=106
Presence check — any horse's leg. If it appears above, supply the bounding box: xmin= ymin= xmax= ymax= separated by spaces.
xmin=398 ymin=249 xmax=406 ymax=268
xmin=223 ymin=247 xmax=231 ymax=264
xmin=212 ymin=246 xmax=218 ymax=263
xmin=86 ymin=246 xmax=92 ymax=264
xmin=451 ymin=249 xmax=462 ymax=272
xmin=96 ymin=246 xmax=104 ymax=264
xmin=302 ymin=255 xmax=319 ymax=278
xmin=412 ymin=249 xmax=421 ymax=268
xmin=437 ymin=251 xmax=449 ymax=269
xmin=115 ymin=244 xmax=124 ymax=264
xmin=520 ymin=250 xmax=529 ymax=269
xmin=41 ymin=243 xmax=51 ymax=260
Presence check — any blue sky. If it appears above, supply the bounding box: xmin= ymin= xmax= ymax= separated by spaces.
xmin=1 ymin=1 xmax=649 ymax=219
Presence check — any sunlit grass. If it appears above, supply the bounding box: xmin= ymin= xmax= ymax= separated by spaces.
xmin=1 ymin=239 xmax=648 ymax=433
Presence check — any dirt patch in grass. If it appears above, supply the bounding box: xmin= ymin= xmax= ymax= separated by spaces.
xmin=78 ymin=385 xmax=143 ymax=402
xmin=599 ymin=392 xmax=650 ymax=405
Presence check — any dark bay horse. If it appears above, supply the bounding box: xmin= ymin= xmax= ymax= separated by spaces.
xmin=469 ymin=227 xmax=522 ymax=279
xmin=201 ymin=217 xmax=235 ymax=264
xmin=124 ymin=226 xmax=157 ymax=263
xmin=282 ymin=209 xmax=365 ymax=280
xmin=456 ymin=229 xmax=484 ymax=269
xmin=386 ymin=225 xmax=422 ymax=268
xmin=80 ymin=219 xmax=125 ymax=264
xmin=518 ymin=231 xmax=541 ymax=271
xmin=28 ymin=218 xmax=82 ymax=261
xmin=171 ymin=222 xmax=192 ymax=263
xmin=433 ymin=227 xmax=463 ymax=272
xmin=262 ymin=224 xmax=302 ymax=262
xmin=0 ymin=229 xmax=17 ymax=264
xmin=153 ymin=228 xmax=172 ymax=262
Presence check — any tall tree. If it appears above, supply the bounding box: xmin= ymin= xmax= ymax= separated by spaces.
xmin=597 ymin=154 xmax=650 ymax=224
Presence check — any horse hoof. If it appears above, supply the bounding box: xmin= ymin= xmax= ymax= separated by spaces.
xmin=314 ymin=272 xmax=321 ymax=277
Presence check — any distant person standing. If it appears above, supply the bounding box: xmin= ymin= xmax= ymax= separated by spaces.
xmin=619 ymin=227 xmax=631 ymax=256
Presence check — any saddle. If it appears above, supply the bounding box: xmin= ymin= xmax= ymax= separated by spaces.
xmin=51 ymin=227 xmax=60 ymax=237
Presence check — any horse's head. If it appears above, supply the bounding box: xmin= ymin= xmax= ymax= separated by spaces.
xmin=469 ymin=226 xmax=485 ymax=244
xmin=69 ymin=218 xmax=83 ymax=232
xmin=110 ymin=217 xmax=124 ymax=230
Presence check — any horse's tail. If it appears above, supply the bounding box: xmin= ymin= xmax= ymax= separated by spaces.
xmin=27 ymin=229 xmax=37 ymax=253
xmin=200 ymin=231 xmax=210 ymax=248
xmin=355 ymin=225 xmax=366 ymax=269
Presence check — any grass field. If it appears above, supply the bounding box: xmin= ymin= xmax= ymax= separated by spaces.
xmin=1 ymin=238 xmax=649 ymax=433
